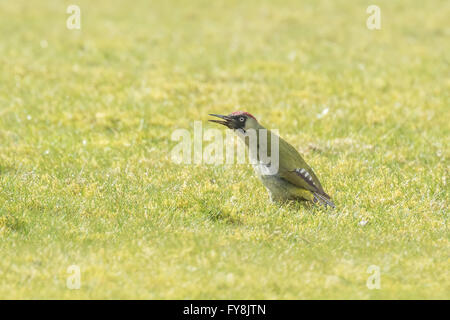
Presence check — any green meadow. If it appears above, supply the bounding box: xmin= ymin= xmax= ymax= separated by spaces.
xmin=0 ymin=0 xmax=448 ymax=299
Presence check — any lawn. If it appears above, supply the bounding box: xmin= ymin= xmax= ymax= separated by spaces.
xmin=0 ymin=0 xmax=448 ymax=299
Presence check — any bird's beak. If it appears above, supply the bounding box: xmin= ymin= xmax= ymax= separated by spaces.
xmin=208 ymin=114 xmax=236 ymax=129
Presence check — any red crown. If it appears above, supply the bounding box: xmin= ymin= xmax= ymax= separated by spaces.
xmin=230 ymin=111 xmax=256 ymax=120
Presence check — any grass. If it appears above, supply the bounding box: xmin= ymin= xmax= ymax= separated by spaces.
xmin=0 ymin=0 xmax=448 ymax=299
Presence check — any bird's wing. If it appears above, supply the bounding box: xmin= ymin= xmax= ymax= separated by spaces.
xmin=280 ymin=167 xmax=334 ymax=207
xmin=269 ymin=134 xmax=335 ymax=207
xmin=279 ymin=167 xmax=322 ymax=193
xmin=277 ymin=137 xmax=326 ymax=194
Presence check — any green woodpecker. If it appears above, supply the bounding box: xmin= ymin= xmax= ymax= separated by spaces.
xmin=209 ymin=111 xmax=335 ymax=208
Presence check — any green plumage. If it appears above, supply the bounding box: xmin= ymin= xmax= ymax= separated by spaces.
xmin=209 ymin=112 xmax=335 ymax=208
xmin=244 ymin=122 xmax=335 ymax=208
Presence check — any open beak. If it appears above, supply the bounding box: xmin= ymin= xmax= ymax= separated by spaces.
xmin=208 ymin=114 xmax=236 ymax=129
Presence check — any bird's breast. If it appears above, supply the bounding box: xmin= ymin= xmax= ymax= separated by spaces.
xmin=252 ymin=162 xmax=274 ymax=176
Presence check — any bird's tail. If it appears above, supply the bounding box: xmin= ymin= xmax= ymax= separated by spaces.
xmin=313 ymin=192 xmax=335 ymax=209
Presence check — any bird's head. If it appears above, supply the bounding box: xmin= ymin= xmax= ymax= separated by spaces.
xmin=208 ymin=111 xmax=259 ymax=133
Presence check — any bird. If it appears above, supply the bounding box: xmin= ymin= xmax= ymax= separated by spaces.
xmin=209 ymin=111 xmax=335 ymax=208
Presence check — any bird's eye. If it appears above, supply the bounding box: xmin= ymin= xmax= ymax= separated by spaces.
xmin=239 ymin=117 xmax=245 ymax=122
